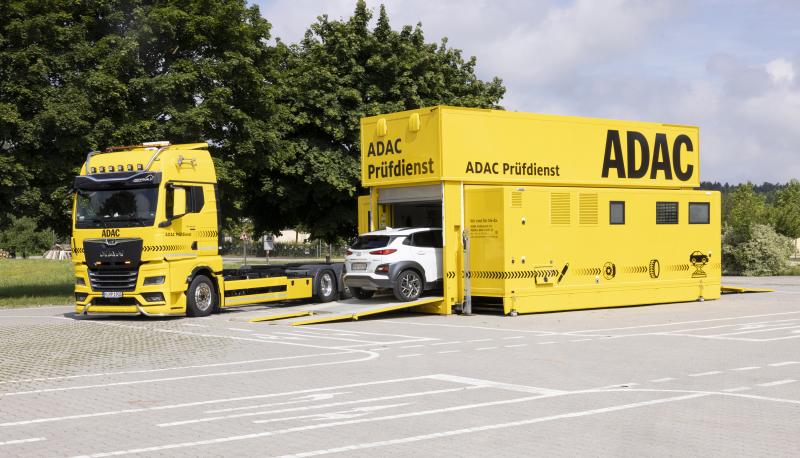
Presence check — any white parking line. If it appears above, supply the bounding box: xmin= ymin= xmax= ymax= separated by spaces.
xmin=271 ymin=393 xmax=707 ymax=458
xmin=397 ymin=354 xmax=423 ymax=358
xmin=430 ymin=341 xmax=462 ymax=346
xmin=465 ymin=338 xmax=493 ymax=343
xmin=504 ymin=344 xmax=528 ymax=348
xmin=157 ymin=386 xmax=485 ymax=427
xmin=227 ymin=327 xmax=254 ymax=332
xmin=650 ymin=378 xmax=675 ymax=383
xmin=757 ymin=380 xmax=796 ymax=387
xmin=732 ymin=366 xmax=760 ymax=371
xmin=0 ymin=437 xmax=46 ymax=446
xmin=0 ymin=375 xmax=442 ymax=427
xmin=768 ymin=361 xmax=799 ymax=367
xmin=502 ymin=336 xmax=525 ymax=340
xmin=722 ymin=386 xmax=752 ymax=392
xmin=688 ymin=371 xmax=722 ymax=377
xmin=475 ymin=347 xmax=497 ymax=351
xmin=437 ymin=350 xmax=460 ymax=354
xmin=538 ymin=341 xmax=556 ymax=345
xmin=566 ymin=310 xmax=800 ymax=334
xmin=399 ymin=345 xmax=424 ymax=349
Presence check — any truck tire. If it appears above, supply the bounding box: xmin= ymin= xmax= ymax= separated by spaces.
xmin=351 ymin=287 xmax=375 ymax=300
xmin=186 ymin=275 xmax=217 ymax=317
xmin=393 ymin=269 xmax=422 ymax=302
xmin=314 ymin=270 xmax=338 ymax=303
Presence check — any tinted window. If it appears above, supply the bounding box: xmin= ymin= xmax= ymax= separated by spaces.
xmin=689 ymin=202 xmax=710 ymax=224
xmin=351 ymin=235 xmax=390 ymax=249
xmin=610 ymin=201 xmax=625 ymax=225
xmin=656 ymin=202 xmax=678 ymax=224
xmin=412 ymin=230 xmax=442 ymax=248
xmin=189 ymin=186 xmax=205 ymax=213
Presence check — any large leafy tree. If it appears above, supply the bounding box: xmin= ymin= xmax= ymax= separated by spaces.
xmin=0 ymin=0 xmax=277 ymax=234
xmin=243 ymin=1 xmax=505 ymax=241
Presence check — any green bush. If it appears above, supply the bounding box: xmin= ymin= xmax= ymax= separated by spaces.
xmin=0 ymin=216 xmax=53 ymax=258
xmin=723 ymin=224 xmax=794 ymax=276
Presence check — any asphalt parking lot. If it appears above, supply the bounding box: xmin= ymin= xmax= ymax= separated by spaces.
xmin=1 ymin=276 xmax=799 ymax=457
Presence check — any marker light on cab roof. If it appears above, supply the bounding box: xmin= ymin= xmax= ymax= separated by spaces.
xmin=142 ymin=141 xmax=170 ymax=147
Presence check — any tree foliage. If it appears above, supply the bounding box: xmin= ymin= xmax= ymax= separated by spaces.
xmin=242 ymin=2 xmax=505 ymax=241
xmin=1 ymin=0 xmax=277 ymax=234
xmin=723 ymin=224 xmax=794 ymax=276
xmin=0 ymin=215 xmax=52 ymax=257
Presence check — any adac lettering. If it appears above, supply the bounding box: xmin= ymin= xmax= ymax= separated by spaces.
xmin=101 ymin=228 xmax=120 ymax=238
xmin=367 ymin=138 xmax=402 ymax=156
xmin=601 ymin=130 xmax=694 ymax=181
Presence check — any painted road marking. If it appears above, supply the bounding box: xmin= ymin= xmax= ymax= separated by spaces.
xmin=768 ymin=361 xmax=799 ymax=367
xmin=688 ymin=371 xmax=722 ymax=377
xmin=538 ymin=341 xmax=556 ymax=345
xmin=465 ymin=338 xmax=493 ymax=343
xmin=205 ymin=393 xmax=352 ymax=414
xmin=732 ymin=366 xmax=760 ymax=371
xmin=399 ymin=345 xmax=424 ymax=349
xmin=270 ymin=393 xmax=708 ymax=458
xmin=757 ymin=379 xmax=796 ymax=387
xmin=430 ymin=341 xmax=462 ymax=346
xmin=79 ymin=393 xmax=704 ymax=457
xmin=437 ymin=350 xmax=460 ymax=354
xmin=651 ymin=378 xmax=675 ymax=383
xmin=475 ymin=347 xmax=498 ymax=351
xmin=158 ymin=386 xmax=486 ymax=427
xmin=0 ymin=375 xmax=444 ymax=427
xmin=397 ymin=354 xmax=423 ymax=358
xmin=504 ymin=344 xmax=528 ymax=348
xmin=0 ymin=437 xmax=46 ymax=447
xmin=722 ymin=386 xmax=752 ymax=392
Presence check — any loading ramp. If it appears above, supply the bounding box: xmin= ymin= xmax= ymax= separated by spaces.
xmin=246 ymin=296 xmax=444 ymax=326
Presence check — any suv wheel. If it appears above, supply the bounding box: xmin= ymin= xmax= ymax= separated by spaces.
xmin=351 ymin=287 xmax=375 ymax=300
xmin=393 ymin=269 xmax=422 ymax=302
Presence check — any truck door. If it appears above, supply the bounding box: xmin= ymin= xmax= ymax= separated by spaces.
xmin=165 ymin=184 xmax=205 ymax=254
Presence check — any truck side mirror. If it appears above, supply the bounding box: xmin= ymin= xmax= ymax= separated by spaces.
xmin=159 ymin=185 xmax=188 ymax=227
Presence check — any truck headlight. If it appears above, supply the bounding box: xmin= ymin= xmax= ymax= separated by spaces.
xmin=75 ymin=277 xmax=85 ymax=286
xmin=143 ymin=276 xmax=166 ymax=285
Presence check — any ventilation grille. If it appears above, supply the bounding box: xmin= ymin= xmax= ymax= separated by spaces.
xmin=550 ymin=193 xmax=571 ymax=225
xmin=511 ymin=191 xmax=523 ymax=208
xmin=579 ymin=193 xmax=598 ymax=225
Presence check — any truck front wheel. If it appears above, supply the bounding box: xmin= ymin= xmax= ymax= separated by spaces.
xmin=186 ymin=275 xmax=217 ymax=317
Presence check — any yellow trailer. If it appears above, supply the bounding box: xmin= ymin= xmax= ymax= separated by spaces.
xmin=358 ymin=106 xmax=720 ymax=315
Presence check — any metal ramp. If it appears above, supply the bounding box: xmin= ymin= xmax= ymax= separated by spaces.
xmin=247 ymin=296 xmax=444 ymax=326
xmin=721 ymin=285 xmax=774 ymax=294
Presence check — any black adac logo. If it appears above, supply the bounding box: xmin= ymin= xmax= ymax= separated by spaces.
xmin=101 ymin=228 xmax=120 ymax=238
xmin=367 ymin=138 xmax=402 ymax=156
xmin=690 ymin=251 xmax=709 ymax=278
xmin=601 ymin=130 xmax=694 ymax=181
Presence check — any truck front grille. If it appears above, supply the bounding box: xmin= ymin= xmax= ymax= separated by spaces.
xmin=88 ymin=269 xmax=138 ymax=292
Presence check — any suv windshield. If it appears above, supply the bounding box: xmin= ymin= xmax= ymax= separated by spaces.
xmin=351 ymin=235 xmax=392 ymax=249
xmin=75 ymin=187 xmax=158 ymax=228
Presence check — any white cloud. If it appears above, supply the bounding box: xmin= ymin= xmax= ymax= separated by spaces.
xmin=766 ymin=58 xmax=795 ymax=84
xmin=254 ymin=0 xmax=800 ymax=183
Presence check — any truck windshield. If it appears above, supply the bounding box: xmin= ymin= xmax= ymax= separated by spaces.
xmin=75 ymin=187 xmax=158 ymax=228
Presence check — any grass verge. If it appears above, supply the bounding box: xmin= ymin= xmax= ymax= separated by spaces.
xmin=0 ymin=259 xmax=74 ymax=307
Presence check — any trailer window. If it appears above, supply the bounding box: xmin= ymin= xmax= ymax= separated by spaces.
xmin=689 ymin=202 xmax=710 ymax=224
xmin=351 ymin=235 xmax=391 ymax=249
xmin=609 ymin=201 xmax=625 ymax=225
xmin=656 ymin=202 xmax=679 ymax=224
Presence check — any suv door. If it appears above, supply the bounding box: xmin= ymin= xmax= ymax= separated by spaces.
xmin=409 ymin=230 xmax=442 ymax=283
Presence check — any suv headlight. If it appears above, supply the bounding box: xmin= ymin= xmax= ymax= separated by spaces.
xmin=143 ymin=275 xmax=166 ymax=285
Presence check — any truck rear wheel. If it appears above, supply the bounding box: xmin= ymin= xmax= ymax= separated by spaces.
xmin=186 ymin=275 xmax=217 ymax=317
xmin=314 ymin=270 xmax=338 ymax=303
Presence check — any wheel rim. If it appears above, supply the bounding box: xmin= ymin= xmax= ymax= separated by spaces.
xmin=399 ymin=273 xmax=421 ymax=299
xmin=195 ymin=282 xmax=212 ymax=311
xmin=320 ymin=273 xmax=334 ymax=297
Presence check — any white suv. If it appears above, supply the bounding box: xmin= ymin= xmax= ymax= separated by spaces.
xmin=344 ymin=227 xmax=443 ymax=301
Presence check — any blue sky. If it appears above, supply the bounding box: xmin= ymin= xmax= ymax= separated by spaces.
xmin=253 ymin=0 xmax=800 ymax=183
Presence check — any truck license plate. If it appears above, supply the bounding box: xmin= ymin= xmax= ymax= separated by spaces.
xmin=102 ymin=291 xmax=123 ymax=298
xmin=351 ymin=263 xmax=367 ymax=271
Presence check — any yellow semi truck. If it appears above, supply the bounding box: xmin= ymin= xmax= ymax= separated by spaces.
xmin=71 ymin=142 xmax=345 ymax=317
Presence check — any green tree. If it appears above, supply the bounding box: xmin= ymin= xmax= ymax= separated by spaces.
xmin=0 ymin=0 xmax=278 ymax=234
xmin=723 ymin=183 xmax=768 ymax=245
xmin=723 ymin=224 xmax=794 ymax=276
xmin=771 ymin=179 xmax=800 ymax=240
xmin=242 ymin=1 xmax=505 ymax=241
xmin=0 ymin=215 xmax=52 ymax=258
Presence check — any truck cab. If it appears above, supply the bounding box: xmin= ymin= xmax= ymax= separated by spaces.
xmin=72 ymin=142 xmax=224 ymax=316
